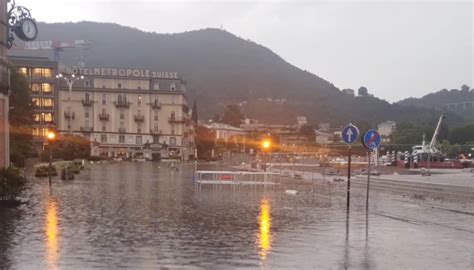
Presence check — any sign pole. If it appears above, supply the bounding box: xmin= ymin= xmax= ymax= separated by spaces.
xmin=366 ymin=150 xmax=371 ymax=213
xmin=346 ymin=145 xmax=352 ymax=214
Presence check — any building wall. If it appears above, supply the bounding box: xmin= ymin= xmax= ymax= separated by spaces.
xmin=57 ymin=73 xmax=193 ymax=159
xmin=0 ymin=0 xmax=10 ymax=167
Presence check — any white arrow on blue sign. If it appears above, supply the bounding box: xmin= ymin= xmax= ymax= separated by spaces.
xmin=341 ymin=124 xmax=360 ymax=144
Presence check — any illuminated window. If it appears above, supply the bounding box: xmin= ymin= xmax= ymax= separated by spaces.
xmin=43 ymin=98 xmax=54 ymax=109
xmin=32 ymin=127 xmax=40 ymax=137
xmin=32 ymin=98 xmax=40 ymax=108
xmin=33 ymin=113 xmax=41 ymax=122
xmin=31 ymin=83 xmax=41 ymax=93
xmin=44 ymin=113 xmax=53 ymax=122
xmin=32 ymin=68 xmax=52 ymax=78
xmin=42 ymin=83 xmax=53 ymax=93
xmin=19 ymin=67 xmax=28 ymax=76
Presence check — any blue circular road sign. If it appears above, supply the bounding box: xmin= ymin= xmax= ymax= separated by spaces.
xmin=341 ymin=124 xmax=360 ymax=144
xmin=362 ymin=129 xmax=382 ymax=150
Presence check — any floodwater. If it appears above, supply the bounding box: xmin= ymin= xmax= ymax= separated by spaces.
xmin=0 ymin=162 xmax=473 ymax=269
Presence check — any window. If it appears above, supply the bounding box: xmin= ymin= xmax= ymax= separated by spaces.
xmin=101 ymin=108 xmax=107 ymax=115
xmin=154 ymin=123 xmax=159 ymax=132
xmin=42 ymin=83 xmax=53 ymax=94
xmin=120 ymin=111 xmax=124 ymax=120
xmin=32 ymin=68 xmax=52 ymax=78
xmin=154 ymin=113 xmax=158 ymax=121
xmin=43 ymin=98 xmax=54 ymax=109
xmin=137 ymin=124 xmax=141 ymax=134
xmin=153 ymin=136 xmax=160 ymax=144
xmin=85 ymin=109 xmax=90 ymax=118
xmin=170 ymin=137 xmax=176 ymax=146
xmin=119 ymin=135 xmax=125 ymax=143
xmin=171 ymin=124 xmax=175 ymax=135
xmin=31 ymin=83 xmax=41 ymax=93
xmin=33 ymin=113 xmax=40 ymax=122
xmin=19 ymin=67 xmax=28 ymax=76
xmin=136 ymin=136 xmax=142 ymax=145
xmin=138 ymin=95 xmax=142 ymax=105
xmin=153 ymin=82 xmax=160 ymax=90
xmin=85 ymin=119 xmax=90 ymax=128
xmin=102 ymin=93 xmax=106 ymax=105
xmin=170 ymin=112 xmax=175 ymax=121
xmin=118 ymin=83 xmax=122 ymax=89
xmin=32 ymin=98 xmax=40 ymax=108
xmin=100 ymin=135 xmax=107 ymax=143
xmin=85 ymin=80 xmax=90 ymax=88
xmin=170 ymin=83 xmax=176 ymax=91
xmin=102 ymin=125 xmax=106 ymax=131
xmin=44 ymin=113 xmax=53 ymax=122
xmin=85 ymin=93 xmax=90 ymax=101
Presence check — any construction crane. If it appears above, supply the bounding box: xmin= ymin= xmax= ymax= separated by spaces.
xmin=411 ymin=114 xmax=446 ymax=161
xmin=22 ymin=39 xmax=91 ymax=66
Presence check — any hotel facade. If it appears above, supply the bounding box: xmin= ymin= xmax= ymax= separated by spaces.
xmin=58 ymin=66 xmax=195 ymax=160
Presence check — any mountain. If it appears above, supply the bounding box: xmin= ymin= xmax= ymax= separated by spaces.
xmin=8 ymin=21 xmax=465 ymax=126
xmin=397 ymin=86 xmax=474 ymax=124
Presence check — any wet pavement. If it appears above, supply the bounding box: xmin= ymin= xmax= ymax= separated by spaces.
xmin=0 ymin=162 xmax=473 ymax=269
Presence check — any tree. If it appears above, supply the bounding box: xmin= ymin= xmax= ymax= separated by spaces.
xmin=221 ymin=104 xmax=244 ymax=127
xmin=195 ymin=126 xmax=216 ymax=160
xmin=449 ymin=124 xmax=474 ymax=145
xmin=9 ymin=68 xmax=35 ymax=167
xmin=460 ymin=84 xmax=471 ymax=92
xmin=41 ymin=134 xmax=91 ymax=161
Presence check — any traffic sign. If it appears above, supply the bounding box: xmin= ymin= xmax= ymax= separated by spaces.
xmin=362 ymin=129 xmax=382 ymax=150
xmin=341 ymin=124 xmax=360 ymax=144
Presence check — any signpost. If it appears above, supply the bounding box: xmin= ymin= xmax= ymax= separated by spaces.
xmin=341 ymin=124 xmax=360 ymax=216
xmin=362 ymin=129 xmax=382 ymax=213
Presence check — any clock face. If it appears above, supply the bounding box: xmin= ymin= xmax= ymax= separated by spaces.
xmin=20 ymin=18 xmax=38 ymax=41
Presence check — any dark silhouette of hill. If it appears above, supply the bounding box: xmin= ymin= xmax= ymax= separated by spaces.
xmin=397 ymin=85 xmax=473 ymax=124
xmin=8 ymin=21 xmax=465 ymax=126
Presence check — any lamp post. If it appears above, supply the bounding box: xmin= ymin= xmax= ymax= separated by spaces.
xmin=46 ymin=130 xmax=56 ymax=188
xmin=261 ymin=139 xmax=272 ymax=172
xmin=56 ymin=73 xmax=84 ymax=133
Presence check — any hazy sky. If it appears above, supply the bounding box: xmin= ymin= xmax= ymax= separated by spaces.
xmin=17 ymin=0 xmax=473 ymax=102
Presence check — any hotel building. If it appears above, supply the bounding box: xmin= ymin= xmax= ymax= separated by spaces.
xmin=58 ymin=67 xmax=194 ymax=160
xmin=8 ymin=56 xmax=58 ymax=140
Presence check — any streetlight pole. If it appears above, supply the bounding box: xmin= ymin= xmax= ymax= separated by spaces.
xmin=56 ymin=73 xmax=84 ymax=133
xmin=46 ymin=131 xmax=56 ymax=188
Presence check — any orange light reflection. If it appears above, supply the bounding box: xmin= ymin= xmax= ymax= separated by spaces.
xmin=258 ymin=198 xmax=272 ymax=260
xmin=46 ymin=197 xmax=59 ymax=269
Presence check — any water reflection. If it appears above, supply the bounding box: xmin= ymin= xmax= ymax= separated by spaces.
xmin=257 ymin=198 xmax=272 ymax=261
xmin=45 ymin=197 xmax=59 ymax=270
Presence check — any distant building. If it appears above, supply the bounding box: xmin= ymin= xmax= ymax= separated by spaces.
xmin=378 ymin=121 xmax=396 ymax=137
xmin=358 ymin=87 xmax=368 ymax=97
xmin=8 ymin=56 xmax=59 ymax=141
xmin=205 ymin=122 xmax=246 ymax=142
xmin=318 ymin=123 xmax=330 ymax=132
xmin=296 ymin=116 xmax=307 ymax=127
xmin=342 ymin=89 xmax=355 ymax=96
xmin=314 ymin=129 xmax=332 ymax=144
xmin=57 ymin=66 xmax=194 ymax=160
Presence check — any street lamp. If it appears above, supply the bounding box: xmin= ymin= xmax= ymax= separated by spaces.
xmin=56 ymin=73 xmax=84 ymax=100
xmin=260 ymin=139 xmax=272 ymax=172
xmin=46 ymin=130 xmax=57 ymax=188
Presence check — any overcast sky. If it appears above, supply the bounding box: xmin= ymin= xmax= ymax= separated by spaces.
xmin=17 ymin=0 xmax=473 ymax=102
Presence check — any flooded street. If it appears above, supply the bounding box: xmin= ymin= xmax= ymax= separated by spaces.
xmin=0 ymin=162 xmax=473 ymax=269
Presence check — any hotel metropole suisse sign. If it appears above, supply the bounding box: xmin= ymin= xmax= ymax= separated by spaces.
xmin=67 ymin=67 xmax=179 ymax=79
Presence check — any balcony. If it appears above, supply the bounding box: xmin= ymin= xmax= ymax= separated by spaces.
xmin=64 ymin=111 xmax=75 ymax=120
xmin=114 ymin=100 xmax=131 ymax=108
xmin=118 ymin=127 xmax=126 ymax=133
xmin=134 ymin=114 xmax=145 ymax=122
xmin=80 ymin=126 xmax=93 ymax=133
xmin=82 ymin=99 xmax=94 ymax=106
xmin=151 ymin=101 xmax=161 ymax=110
xmin=98 ymin=113 xmax=109 ymax=121
xmin=168 ymin=116 xmax=185 ymax=123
